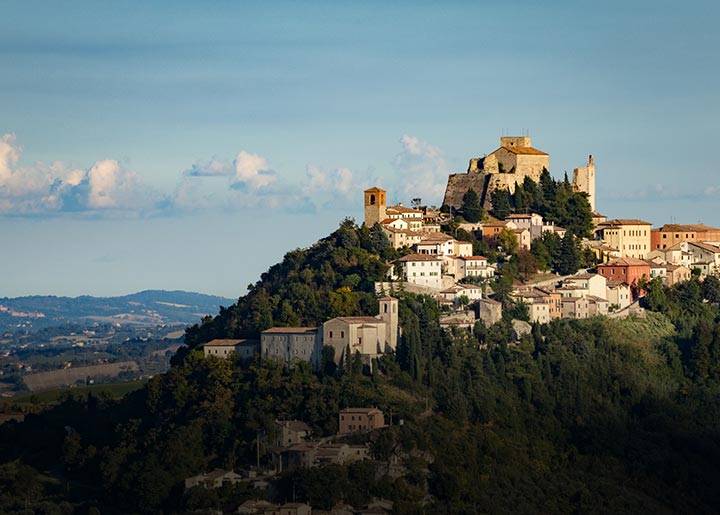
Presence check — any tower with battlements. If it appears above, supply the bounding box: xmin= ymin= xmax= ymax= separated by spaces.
xmin=572 ymin=155 xmax=596 ymax=212
xmin=442 ymin=136 xmax=550 ymax=210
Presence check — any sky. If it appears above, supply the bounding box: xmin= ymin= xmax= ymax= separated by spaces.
xmin=1 ymin=0 xmax=719 ymax=298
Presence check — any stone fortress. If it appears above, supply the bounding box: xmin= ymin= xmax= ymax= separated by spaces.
xmin=442 ymin=135 xmax=596 ymax=213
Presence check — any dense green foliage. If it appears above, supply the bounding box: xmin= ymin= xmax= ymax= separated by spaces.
xmin=490 ymin=172 xmax=593 ymax=238
xmin=2 ymin=222 xmax=720 ymax=513
xmin=460 ymin=188 xmax=484 ymax=223
xmin=184 ymin=220 xmax=395 ymax=349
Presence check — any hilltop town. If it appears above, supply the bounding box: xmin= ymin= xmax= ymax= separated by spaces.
xmin=202 ymin=135 xmax=720 ymax=369
xmin=5 ymin=135 xmax=720 ymax=514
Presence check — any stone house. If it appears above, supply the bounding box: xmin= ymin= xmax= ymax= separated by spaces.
xmin=685 ymin=241 xmax=720 ymax=276
xmin=597 ymin=219 xmax=652 ymax=259
xmin=203 ymin=339 xmax=259 ymax=360
xmin=381 ymin=226 xmax=423 ymax=249
xmin=597 ymin=258 xmax=651 ymax=296
xmin=392 ymin=254 xmax=443 ymax=289
xmin=587 ymin=296 xmax=609 ymax=316
xmin=511 ymin=287 xmax=553 ymax=324
xmin=460 ymin=256 xmax=496 ymax=279
xmin=274 ymin=420 xmax=312 ymax=448
xmin=512 ymin=228 xmax=532 ymax=251
xmin=505 ymin=213 xmax=544 ymax=239
xmin=665 ymin=264 xmax=692 ymax=286
xmin=651 ymin=223 xmax=720 ymax=250
xmin=260 ymin=327 xmax=322 ymax=370
xmin=338 ymin=407 xmax=385 ymax=435
xmin=606 ymin=281 xmax=632 ymax=310
xmin=561 ymin=297 xmax=590 ymax=319
xmin=560 ymin=273 xmax=607 ymax=299
xmin=323 ymin=297 xmax=398 ymax=364
xmin=438 ymin=284 xmax=482 ymax=306
xmin=277 ymin=442 xmax=369 ymax=472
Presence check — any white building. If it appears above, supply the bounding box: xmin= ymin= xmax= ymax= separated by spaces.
xmin=560 ymin=273 xmax=607 ymax=299
xmin=392 ymin=254 xmax=444 ymax=289
xmin=460 ymin=256 xmax=496 ymax=279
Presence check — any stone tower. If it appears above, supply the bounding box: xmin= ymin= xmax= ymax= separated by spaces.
xmin=572 ymin=155 xmax=596 ymax=212
xmin=378 ymin=296 xmax=398 ymax=351
xmin=363 ymin=187 xmax=387 ymax=227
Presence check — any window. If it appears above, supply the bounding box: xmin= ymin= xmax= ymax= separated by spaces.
xmin=329 ymin=331 xmax=333 ymax=338
xmin=341 ymin=331 xmax=345 ymax=338
xmin=369 ymin=194 xmax=376 ymax=205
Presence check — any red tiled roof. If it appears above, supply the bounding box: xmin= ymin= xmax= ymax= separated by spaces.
xmin=498 ymin=145 xmax=549 ymax=156
xmin=395 ymin=253 xmax=443 ymax=262
xmin=262 ymin=327 xmax=318 ymax=334
xmin=204 ymin=338 xmax=258 ymax=347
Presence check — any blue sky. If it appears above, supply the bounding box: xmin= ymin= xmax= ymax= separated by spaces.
xmin=1 ymin=0 xmax=719 ymax=298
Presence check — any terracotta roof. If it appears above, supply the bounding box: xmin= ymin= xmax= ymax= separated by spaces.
xmin=203 ymin=338 xmax=258 ymax=347
xmin=364 ymin=186 xmax=385 ymax=193
xmin=599 ymin=258 xmax=650 ymax=267
xmin=395 ymin=253 xmax=443 ymax=262
xmin=387 ymin=204 xmax=423 ymax=214
xmin=417 ymin=232 xmax=454 ymax=243
xmin=599 ymin=219 xmax=652 ymax=227
xmin=498 ymin=145 xmax=549 ymax=156
xmin=606 ymin=280 xmax=629 ymax=288
xmin=262 ymin=327 xmax=318 ymax=334
xmin=655 ymin=224 xmax=719 ymax=232
xmin=566 ymin=273 xmax=598 ymax=280
xmin=335 ymin=316 xmax=383 ymax=324
xmin=382 ymin=226 xmax=422 ymax=236
xmin=463 ymin=255 xmax=488 ymax=261
xmin=506 ymin=213 xmax=538 ymax=219
xmin=688 ymin=241 xmax=720 ymax=253
xmin=483 ymin=221 xmax=510 ymax=227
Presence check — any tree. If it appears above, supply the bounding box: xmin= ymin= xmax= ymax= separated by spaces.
xmin=513 ymin=250 xmax=538 ymax=282
xmin=702 ymin=276 xmax=720 ymax=303
xmin=490 ymin=189 xmax=512 ymax=219
xmin=563 ymin=194 xmax=593 ymax=238
xmin=496 ymin=228 xmax=519 ymax=256
xmin=557 ymin=231 xmax=580 ymax=275
xmin=461 ymin=189 xmax=483 ymax=223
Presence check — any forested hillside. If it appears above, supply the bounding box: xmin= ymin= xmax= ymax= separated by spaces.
xmin=2 ymin=221 xmax=720 ymax=514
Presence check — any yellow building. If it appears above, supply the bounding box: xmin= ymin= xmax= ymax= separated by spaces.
xmin=597 ymin=219 xmax=652 ymax=259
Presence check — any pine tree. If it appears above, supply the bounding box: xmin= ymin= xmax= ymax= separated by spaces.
xmin=490 ymin=189 xmax=512 ymax=219
xmin=557 ymin=231 xmax=580 ymax=275
xmin=461 ymin=188 xmax=483 ymax=223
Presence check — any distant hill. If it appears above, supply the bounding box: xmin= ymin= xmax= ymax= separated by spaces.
xmin=0 ymin=290 xmax=235 ymax=332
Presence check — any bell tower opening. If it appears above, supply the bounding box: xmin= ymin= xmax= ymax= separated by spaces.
xmin=363 ymin=187 xmax=387 ymax=227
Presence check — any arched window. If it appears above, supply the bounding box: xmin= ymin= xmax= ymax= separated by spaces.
xmin=369 ymin=194 xmax=376 ymax=205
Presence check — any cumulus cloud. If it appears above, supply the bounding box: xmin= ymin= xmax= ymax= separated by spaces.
xmin=231 ymin=150 xmax=277 ymax=191
xmin=391 ymin=134 xmax=448 ymax=204
xmin=0 ymin=133 xmax=160 ymax=216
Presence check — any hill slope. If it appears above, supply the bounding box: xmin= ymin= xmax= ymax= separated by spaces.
xmin=0 ymin=290 xmax=234 ymax=332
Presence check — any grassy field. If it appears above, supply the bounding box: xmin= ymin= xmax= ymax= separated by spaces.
xmin=7 ymin=379 xmax=147 ymax=406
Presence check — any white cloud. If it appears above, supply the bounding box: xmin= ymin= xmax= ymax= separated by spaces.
xmin=231 ymin=150 xmax=277 ymax=191
xmin=391 ymin=134 xmax=448 ymax=204
xmin=0 ymin=133 xmax=159 ymax=216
